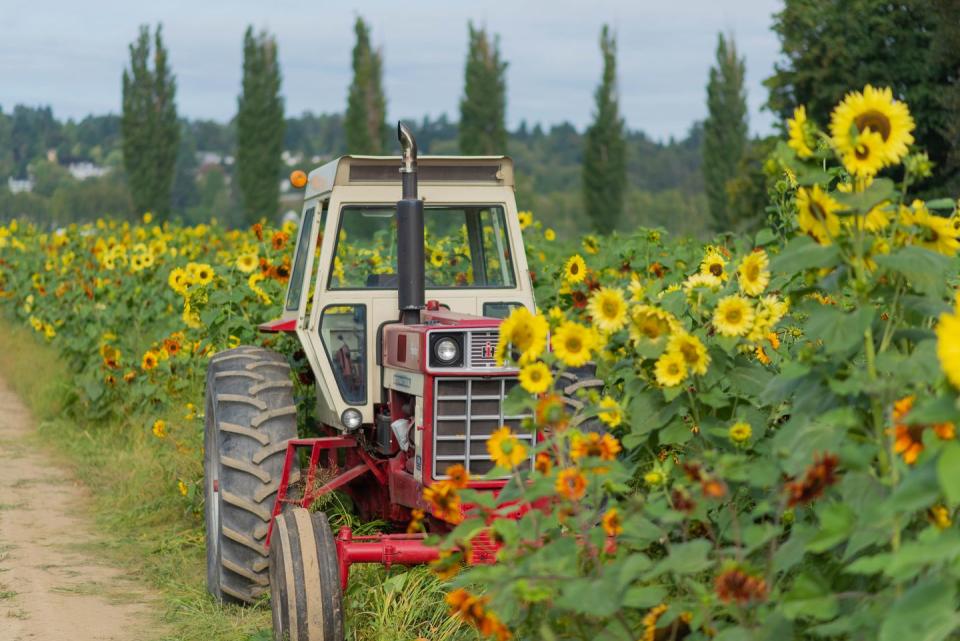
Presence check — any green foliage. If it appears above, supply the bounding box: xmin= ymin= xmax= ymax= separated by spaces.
xmin=703 ymin=33 xmax=748 ymax=231
xmin=345 ymin=17 xmax=388 ymax=155
xmin=236 ymin=27 xmax=285 ymax=226
xmin=582 ymin=25 xmax=627 ymax=234
xmin=459 ymin=23 xmax=508 ymax=156
xmin=121 ymin=24 xmax=179 ymax=218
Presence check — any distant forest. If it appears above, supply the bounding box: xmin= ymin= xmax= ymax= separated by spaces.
xmin=0 ymin=106 xmax=707 ymax=238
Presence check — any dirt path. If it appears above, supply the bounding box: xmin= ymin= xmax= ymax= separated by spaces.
xmin=0 ymin=377 xmax=157 ymax=640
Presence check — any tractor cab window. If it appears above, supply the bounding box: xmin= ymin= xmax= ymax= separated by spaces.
xmin=319 ymin=305 xmax=366 ymax=404
xmin=329 ymin=205 xmax=516 ymax=290
xmin=285 ymin=202 xmax=327 ymax=311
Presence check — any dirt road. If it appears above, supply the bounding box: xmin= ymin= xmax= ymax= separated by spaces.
xmin=0 ymin=377 xmax=157 ymax=640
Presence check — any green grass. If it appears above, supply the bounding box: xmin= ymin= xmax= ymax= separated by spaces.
xmin=0 ymin=320 xmax=477 ymax=641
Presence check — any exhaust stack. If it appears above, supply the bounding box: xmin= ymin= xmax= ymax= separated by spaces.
xmin=396 ymin=122 xmax=425 ymax=325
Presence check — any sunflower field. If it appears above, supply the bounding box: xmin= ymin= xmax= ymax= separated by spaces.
xmin=0 ymin=85 xmax=959 ymax=640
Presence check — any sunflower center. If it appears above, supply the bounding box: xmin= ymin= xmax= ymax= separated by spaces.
xmin=811 ymin=201 xmax=828 ymax=221
xmin=565 ymin=337 xmax=583 ymax=353
xmin=602 ymin=300 xmax=618 ymax=316
xmin=667 ymin=362 xmax=681 ymax=376
xmin=709 ymin=263 xmax=723 ymax=276
xmin=855 ymin=110 xmax=892 ymax=141
xmin=681 ymin=343 xmax=698 ymax=363
xmin=924 ymin=228 xmax=940 ymax=243
xmin=726 ymin=308 xmax=743 ymax=323
xmin=854 ymin=141 xmax=872 ymax=160
xmin=570 ymin=263 xmax=580 ymax=275
xmin=746 ymin=263 xmax=759 ymax=280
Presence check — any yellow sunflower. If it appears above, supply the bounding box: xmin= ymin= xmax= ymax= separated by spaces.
xmin=141 ymin=350 xmax=159 ymax=370
xmin=235 ymin=253 xmax=258 ymax=273
xmin=666 ymin=332 xmax=710 ymax=376
xmin=700 ymin=248 xmax=728 ymax=280
xmin=840 ymin=129 xmax=886 ymax=178
xmin=587 ymin=287 xmax=628 ymax=333
xmin=563 ymin=254 xmax=587 ymax=284
xmin=544 ymin=228 xmax=556 ymax=241
xmin=190 ymin=262 xmax=215 ymax=286
xmin=737 ymin=250 xmax=770 ymax=297
xmin=902 ymin=201 xmax=960 ymax=256
xmin=518 ymin=211 xmax=533 ymax=230
xmin=152 ymin=419 xmax=167 ymax=439
xmin=937 ymin=306 xmax=960 ymax=389
xmin=797 ymin=185 xmax=843 ymax=245
xmin=629 ymin=305 xmax=675 ymax=344
xmin=487 ymin=427 xmax=528 ymax=469
xmin=583 ymin=235 xmax=600 ymax=255
xmin=683 ymin=272 xmax=722 ymax=293
xmin=654 ymin=350 xmax=688 ymax=387
xmin=597 ymin=396 xmax=622 ymax=428
xmin=496 ymin=306 xmax=549 ymax=365
xmin=728 ymin=421 xmax=752 ymax=444
xmin=519 ymin=362 xmax=553 ymax=394
xmin=830 ymin=85 xmax=915 ymax=167
xmin=430 ymin=249 xmax=446 ymax=268
xmin=713 ymin=295 xmax=755 ymax=337
xmin=844 ymin=201 xmax=891 ymax=232
xmin=787 ymin=105 xmax=816 ymax=158
xmin=552 ymin=321 xmax=594 ymax=367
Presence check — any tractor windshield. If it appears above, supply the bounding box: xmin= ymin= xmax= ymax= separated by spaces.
xmin=328 ymin=205 xmax=517 ymax=290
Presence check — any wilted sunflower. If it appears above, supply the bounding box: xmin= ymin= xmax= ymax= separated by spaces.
xmin=787 ymin=105 xmax=816 ymax=158
xmin=830 ymin=85 xmax=915 ymax=167
xmin=551 ymin=321 xmax=594 ymax=367
xmin=654 ymin=350 xmax=687 ymax=387
xmin=563 ymin=254 xmax=587 ymax=284
xmin=518 ymin=361 xmax=552 ymax=394
xmin=737 ymin=249 xmax=770 ymax=297
xmin=713 ymin=295 xmax=755 ymax=337
xmin=666 ymin=332 xmax=710 ymax=376
xmin=587 ymin=287 xmax=628 ymax=333
xmin=797 ymin=185 xmax=843 ymax=245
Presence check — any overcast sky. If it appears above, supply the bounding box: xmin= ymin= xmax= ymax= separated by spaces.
xmin=0 ymin=0 xmax=784 ymax=142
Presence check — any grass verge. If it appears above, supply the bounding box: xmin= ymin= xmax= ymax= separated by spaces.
xmin=0 ymin=320 xmax=476 ymax=641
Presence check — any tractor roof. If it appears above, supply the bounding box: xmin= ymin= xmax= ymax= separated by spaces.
xmin=303 ymin=155 xmax=514 ymax=199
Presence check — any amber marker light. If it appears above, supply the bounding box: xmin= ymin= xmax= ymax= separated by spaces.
xmin=289 ymin=170 xmax=308 ymax=189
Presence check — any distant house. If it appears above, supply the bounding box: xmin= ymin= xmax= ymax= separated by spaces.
xmin=7 ymin=177 xmax=34 ymax=194
xmin=66 ymin=161 xmax=110 ymax=181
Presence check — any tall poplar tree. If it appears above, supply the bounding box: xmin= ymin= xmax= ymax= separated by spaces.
xmin=121 ymin=24 xmax=178 ymax=217
xmin=459 ymin=23 xmax=508 ymax=155
xmin=344 ymin=17 xmax=388 ymax=154
xmin=582 ymin=25 xmax=626 ymax=233
xmin=702 ymin=33 xmax=748 ymax=231
xmin=236 ymin=26 xmax=285 ymax=223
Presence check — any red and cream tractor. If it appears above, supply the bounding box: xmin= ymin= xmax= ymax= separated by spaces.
xmin=203 ymin=124 xmax=598 ymax=641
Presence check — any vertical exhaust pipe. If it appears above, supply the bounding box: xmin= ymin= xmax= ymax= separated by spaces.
xmin=396 ymin=122 xmax=424 ymax=325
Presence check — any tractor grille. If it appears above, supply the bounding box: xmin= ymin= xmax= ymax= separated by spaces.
xmin=467 ymin=330 xmax=500 ymax=368
xmin=433 ymin=377 xmax=534 ymax=478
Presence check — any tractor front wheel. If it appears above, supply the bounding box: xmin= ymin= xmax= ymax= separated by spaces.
xmin=269 ymin=508 xmax=345 ymax=641
xmin=204 ymin=346 xmax=299 ymax=604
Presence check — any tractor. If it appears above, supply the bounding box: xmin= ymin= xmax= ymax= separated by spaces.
xmin=203 ymin=123 xmax=599 ymax=641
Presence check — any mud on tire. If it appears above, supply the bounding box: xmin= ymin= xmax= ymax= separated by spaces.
xmin=204 ymin=346 xmax=299 ymax=604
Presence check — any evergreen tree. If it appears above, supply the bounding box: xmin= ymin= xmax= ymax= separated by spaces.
xmin=459 ymin=23 xmax=508 ymax=155
xmin=581 ymin=25 xmax=626 ymax=233
xmin=236 ymin=26 xmax=285 ymax=224
xmin=702 ymin=33 xmax=748 ymax=231
xmin=765 ymin=0 xmax=959 ymax=192
xmin=121 ymin=24 xmax=178 ymax=217
xmin=344 ymin=18 xmax=387 ymax=154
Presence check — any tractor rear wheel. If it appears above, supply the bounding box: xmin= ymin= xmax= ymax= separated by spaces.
xmin=204 ymin=346 xmax=299 ymax=604
xmin=555 ymin=362 xmax=606 ymax=432
xmin=269 ymin=508 xmax=344 ymax=641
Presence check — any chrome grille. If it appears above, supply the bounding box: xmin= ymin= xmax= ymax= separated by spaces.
xmin=433 ymin=377 xmax=534 ymax=479
xmin=467 ymin=331 xmax=500 ymax=368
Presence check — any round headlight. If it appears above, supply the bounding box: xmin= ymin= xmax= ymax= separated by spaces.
xmin=434 ymin=337 xmax=460 ymax=364
xmin=341 ymin=408 xmax=363 ymax=431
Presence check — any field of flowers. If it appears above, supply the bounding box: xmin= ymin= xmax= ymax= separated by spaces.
xmin=1 ymin=85 xmax=959 ymax=640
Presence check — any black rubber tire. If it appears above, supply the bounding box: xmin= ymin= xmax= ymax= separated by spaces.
xmin=204 ymin=346 xmax=300 ymax=604
xmin=269 ymin=508 xmax=345 ymax=641
xmin=555 ymin=361 xmax=606 ymax=432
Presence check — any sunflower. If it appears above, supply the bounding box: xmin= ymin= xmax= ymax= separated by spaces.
xmin=544 ymin=228 xmax=556 ymax=241
xmin=248 ymin=272 xmax=271 ymax=305
xmin=152 ymin=419 xmax=167 ymax=439
xmin=666 ymin=332 xmax=710 ymax=376
xmin=797 ymin=185 xmax=843 ymax=245
xmin=629 ymin=305 xmax=675 ymax=344
xmin=141 ymin=350 xmax=159 ymax=370
xmin=937 ymin=306 xmax=960 ymax=389
xmin=737 ymin=249 xmax=770 ymax=297
xmin=423 ymin=482 xmax=462 ymax=523
xmin=601 ymin=508 xmax=623 ymax=537
xmin=535 ymin=393 xmax=568 ymax=429
xmin=787 ymin=105 xmax=815 ymax=158
xmin=597 ymin=396 xmax=622 ymax=427
xmin=487 ymin=427 xmax=528 ymax=469
xmin=830 ymin=85 xmax=915 ymax=167
xmin=563 ymin=254 xmax=587 ymax=284
xmin=190 ymin=262 xmax=215 ymax=286
xmin=571 ymin=432 xmax=621 ymax=461
xmin=844 ymin=201 xmax=891 ymax=232
xmin=445 ymin=464 xmax=470 ymax=489
xmin=496 ymin=306 xmax=549 ymax=365
xmin=271 ymin=231 xmax=290 ymax=250
xmin=683 ymin=272 xmax=722 ymax=293
xmin=903 ymin=201 xmax=960 ymax=256
xmin=552 ymin=321 xmax=594 ymax=367
xmin=587 ymin=287 xmax=628 ymax=333
xmin=654 ymin=351 xmax=688 ymax=387
xmin=518 ymin=211 xmax=533 ymax=229
xmin=235 ymin=253 xmax=258 ymax=273
xmin=840 ymin=129 xmax=887 ymax=178
xmin=518 ymin=361 xmax=553 ymax=394
xmin=713 ymin=295 xmax=755 ymax=337
xmin=728 ymin=421 xmax=752 ymax=444
xmin=555 ymin=468 xmax=587 ymax=501
xmin=700 ymin=248 xmax=728 ymax=280
xmin=430 ymin=249 xmax=446 ymax=268
xmin=583 ymin=235 xmax=600 ymax=255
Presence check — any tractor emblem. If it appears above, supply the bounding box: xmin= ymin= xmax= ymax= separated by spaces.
xmin=482 ymin=341 xmax=494 ymax=360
